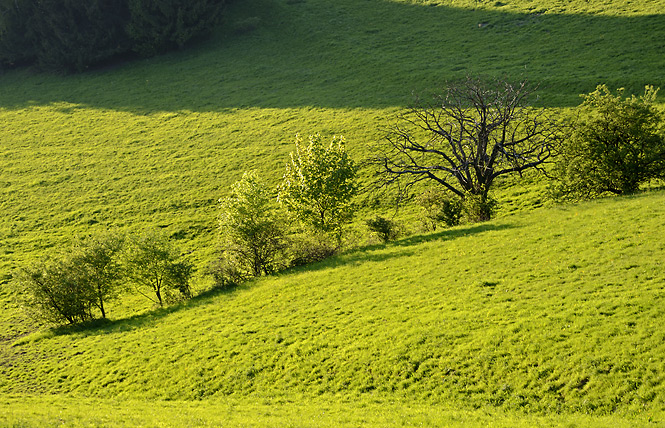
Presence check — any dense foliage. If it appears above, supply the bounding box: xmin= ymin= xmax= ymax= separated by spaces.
xmin=278 ymin=134 xmax=358 ymax=242
xmin=0 ymin=0 xmax=225 ymax=72
xmin=554 ymin=85 xmax=665 ymax=199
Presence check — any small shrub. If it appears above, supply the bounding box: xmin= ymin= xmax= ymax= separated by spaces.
xmin=463 ymin=193 xmax=498 ymax=223
xmin=206 ymin=256 xmax=246 ymax=289
xmin=286 ymin=234 xmax=338 ymax=268
xmin=416 ymin=189 xmax=463 ymax=231
xmin=365 ymin=216 xmax=399 ymax=243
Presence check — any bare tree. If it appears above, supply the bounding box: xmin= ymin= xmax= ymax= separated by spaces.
xmin=373 ymin=77 xmax=564 ymax=221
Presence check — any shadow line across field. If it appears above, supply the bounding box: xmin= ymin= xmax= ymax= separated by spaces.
xmin=44 ymin=222 xmax=515 ymax=338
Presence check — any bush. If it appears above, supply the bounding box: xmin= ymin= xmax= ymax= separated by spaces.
xmin=206 ymin=256 xmax=245 ymax=290
xmin=554 ymin=84 xmax=665 ymax=199
xmin=416 ymin=189 xmax=463 ymax=231
xmin=365 ymin=216 xmax=399 ymax=243
xmin=463 ymin=193 xmax=498 ymax=223
xmin=286 ymin=234 xmax=338 ymax=268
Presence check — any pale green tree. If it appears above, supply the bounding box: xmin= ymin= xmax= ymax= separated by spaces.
xmin=278 ymin=134 xmax=358 ymax=242
xmin=219 ymin=171 xmax=285 ymax=277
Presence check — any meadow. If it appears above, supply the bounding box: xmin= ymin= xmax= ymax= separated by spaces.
xmin=1 ymin=0 xmax=665 ymax=425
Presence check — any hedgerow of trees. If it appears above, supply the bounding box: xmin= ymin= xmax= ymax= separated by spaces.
xmin=0 ymin=0 xmax=226 ymax=72
xmin=15 ymin=78 xmax=665 ymax=327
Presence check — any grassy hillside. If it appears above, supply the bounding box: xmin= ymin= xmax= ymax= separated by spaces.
xmin=2 ymin=190 xmax=665 ymax=425
xmin=1 ymin=0 xmax=665 ymax=425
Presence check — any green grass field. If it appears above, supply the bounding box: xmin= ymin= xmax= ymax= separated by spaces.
xmin=1 ymin=0 xmax=665 ymax=425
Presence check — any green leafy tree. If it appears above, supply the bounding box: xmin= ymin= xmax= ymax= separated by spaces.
xmin=16 ymin=233 xmax=125 ymax=325
xmin=124 ymin=231 xmax=193 ymax=306
xmin=70 ymin=233 xmax=124 ymax=319
xmin=554 ymin=84 xmax=665 ymax=199
xmin=219 ymin=171 xmax=285 ymax=277
xmin=17 ymin=257 xmax=95 ymax=325
xmin=278 ymin=134 xmax=358 ymax=242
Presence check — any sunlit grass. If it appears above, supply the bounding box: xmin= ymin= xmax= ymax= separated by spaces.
xmin=2 ymin=190 xmax=665 ymax=419
xmin=0 ymin=395 xmax=661 ymax=427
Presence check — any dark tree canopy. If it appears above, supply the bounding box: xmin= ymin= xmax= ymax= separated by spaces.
xmin=373 ymin=77 xmax=564 ymax=220
xmin=0 ymin=0 xmax=226 ymax=72
xmin=554 ymin=84 xmax=665 ymax=199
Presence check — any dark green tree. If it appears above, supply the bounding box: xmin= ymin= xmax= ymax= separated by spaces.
xmin=30 ymin=0 xmax=129 ymax=72
xmin=126 ymin=0 xmax=225 ymax=57
xmin=0 ymin=0 xmax=37 ymax=67
xmin=554 ymin=84 xmax=665 ymax=199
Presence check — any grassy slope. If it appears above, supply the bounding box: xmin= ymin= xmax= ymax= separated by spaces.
xmin=1 ymin=0 xmax=665 ymax=424
xmin=2 ymin=191 xmax=665 ymax=419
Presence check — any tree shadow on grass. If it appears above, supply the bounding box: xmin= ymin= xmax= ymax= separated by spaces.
xmin=285 ymin=222 xmax=517 ymax=274
xmin=47 ymin=282 xmax=246 ymax=338
xmin=0 ymin=0 xmax=663 ymax=112
xmin=43 ymin=222 xmax=516 ymax=338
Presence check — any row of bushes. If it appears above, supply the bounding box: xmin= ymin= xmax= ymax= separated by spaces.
xmin=0 ymin=0 xmax=226 ymax=72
